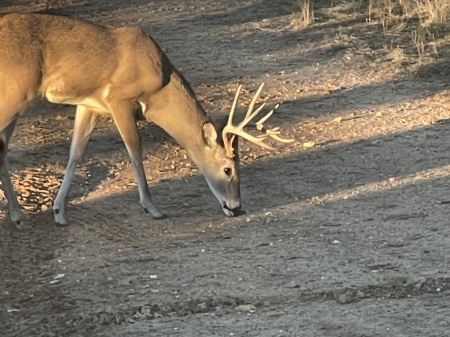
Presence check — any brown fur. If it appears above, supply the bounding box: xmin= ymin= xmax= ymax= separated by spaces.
xmin=0 ymin=13 xmax=241 ymax=227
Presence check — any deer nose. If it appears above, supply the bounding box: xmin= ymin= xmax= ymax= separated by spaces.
xmin=229 ymin=206 xmax=242 ymax=217
xmin=223 ymin=203 xmax=242 ymax=217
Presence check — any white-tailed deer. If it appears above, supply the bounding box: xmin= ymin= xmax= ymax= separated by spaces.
xmin=0 ymin=13 xmax=293 ymax=228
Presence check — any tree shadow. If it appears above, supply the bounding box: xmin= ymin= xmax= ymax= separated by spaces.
xmin=57 ymin=117 xmax=450 ymax=223
xmin=2 ymin=128 xmax=450 ymax=335
xmin=6 ymin=112 xmax=445 ymax=291
xmin=2 ymin=58 xmax=449 ymax=212
xmin=3 ymin=2 xmax=450 ymax=335
xmin=0 ymin=0 xmax=155 ymax=15
xmin=2 ymin=0 xmax=450 ymax=221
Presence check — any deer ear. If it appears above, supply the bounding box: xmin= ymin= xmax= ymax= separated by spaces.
xmin=202 ymin=122 xmax=218 ymax=148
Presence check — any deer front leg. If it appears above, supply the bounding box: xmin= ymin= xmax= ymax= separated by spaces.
xmin=0 ymin=159 xmax=24 ymax=228
xmin=0 ymin=118 xmax=26 ymax=228
xmin=53 ymin=106 xmax=98 ymax=226
xmin=111 ymin=100 xmax=166 ymax=220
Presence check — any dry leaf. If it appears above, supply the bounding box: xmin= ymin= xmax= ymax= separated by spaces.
xmin=302 ymin=141 xmax=316 ymax=148
xmin=332 ymin=116 xmax=343 ymax=123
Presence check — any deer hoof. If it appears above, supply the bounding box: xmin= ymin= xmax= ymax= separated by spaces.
xmin=14 ymin=218 xmax=29 ymax=230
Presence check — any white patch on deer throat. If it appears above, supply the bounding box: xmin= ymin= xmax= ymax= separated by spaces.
xmin=139 ymin=102 xmax=147 ymax=114
xmin=101 ymin=84 xmax=111 ymax=99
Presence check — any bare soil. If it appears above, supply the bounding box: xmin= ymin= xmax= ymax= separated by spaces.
xmin=2 ymin=1 xmax=450 ymax=336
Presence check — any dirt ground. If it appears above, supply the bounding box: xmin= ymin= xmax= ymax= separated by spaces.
xmin=2 ymin=0 xmax=450 ymax=336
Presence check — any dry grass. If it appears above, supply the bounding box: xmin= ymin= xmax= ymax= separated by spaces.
xmin=400 ymin=0 xmax=450 ymax=25
xmin=367 ymin=0 xmax=450 ymax=25
xmin=290 ymin=0 xmax=447 ymax=62
xmin=356 ymin=0 xmax=448 ymax=61
xmin=296 ymin=0 xmax=314 ymax=25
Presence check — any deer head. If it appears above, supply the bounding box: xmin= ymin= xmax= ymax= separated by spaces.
xmin=192 ymin=83 xmax=294 ymax=217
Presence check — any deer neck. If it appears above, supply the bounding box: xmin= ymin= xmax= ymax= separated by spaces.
xmin=142 ymin=72 xmax=209 ymax=159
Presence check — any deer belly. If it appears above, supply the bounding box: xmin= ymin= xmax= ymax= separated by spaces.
xmin=44 ymin=82 xmax=111 ymax=113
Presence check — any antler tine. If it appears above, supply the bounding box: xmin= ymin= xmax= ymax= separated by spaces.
xmin=244 ymin=83 xmax=265 ymax=120
xmin=255 ymin=103 xmax=278 ymax=130
xmin=234 ymin=131 xmax=274 ymax=150
xmin=266 ymin=128 xmax=295 ymax=143
xmin=222 ymin=84 xmax=243 ymax=158
xmin=239 ymin=102 xmax=266 ymax=128
xmin=228 ymin=84 xmax=242 ymax=126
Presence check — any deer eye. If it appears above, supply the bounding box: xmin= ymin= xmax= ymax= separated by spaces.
xmin=224 ymin=167 xmax=232 ymax=176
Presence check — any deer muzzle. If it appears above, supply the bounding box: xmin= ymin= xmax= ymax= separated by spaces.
xmin=222 ymin=202 xmax=242 ymax=217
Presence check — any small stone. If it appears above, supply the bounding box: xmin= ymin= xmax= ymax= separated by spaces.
xmin=286 ymin=280 xmax=300 ymax=288
xmin=336 ymin=292 xmax=353 ymax=304
xmin=197 ymin=302 xmax=208 ymax=311
xmin=235 ymin=304 xmax=256 ymax=312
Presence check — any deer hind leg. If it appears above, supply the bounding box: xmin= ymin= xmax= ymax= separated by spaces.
xmin=53 ymin=105 xmax=98 ymax=226
xmin=0 ymin=118 xmax=26 ymax=228
xmin=111 ymin=100 xmax=166 ymax=220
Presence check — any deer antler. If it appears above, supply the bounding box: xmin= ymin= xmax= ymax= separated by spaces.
xmin=222 ymin=83 xmax=294 ymax=158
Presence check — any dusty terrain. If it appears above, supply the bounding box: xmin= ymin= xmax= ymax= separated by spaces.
xmin=2 ymin=0 xmax=450 ymax=336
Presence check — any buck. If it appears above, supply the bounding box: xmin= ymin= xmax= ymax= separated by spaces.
xmin=0 ymin=13 xmax=293 ymax=228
